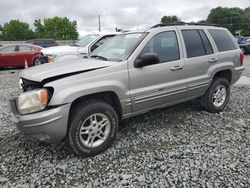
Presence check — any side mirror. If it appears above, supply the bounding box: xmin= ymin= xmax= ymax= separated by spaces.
xmin=134 ymin=53 xmax=160 ymax=68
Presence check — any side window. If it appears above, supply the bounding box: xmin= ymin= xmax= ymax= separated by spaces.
xmin=0 ymin=46 xmax=16 ymax=53
xmin=19 ymin=46 xmax=32 ymax=52
xmin=182 ymin=30 xmax=206 ymax=58
xmin=208 ymin=29 xmax=237 ymax=52
xmin=141 ymin=31 xmax=180 ymax=63
xmin=198 ymin=30 xmax=213 ymax=55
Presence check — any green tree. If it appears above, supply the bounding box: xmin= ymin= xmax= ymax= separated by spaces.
xmin=161 ymin=15 xmax=181 ymax=24
xmin=207 ymin=7 xmax=245 ymax=35
xmin=34 ymin=19 xmax=45 ymax=38
xmin=2 ymin=20 xmax=34 ymax=40
xmin=241 ymin=7 xmax=250 ymax=36
xmin=0 ymin=24 xmax=3 ymax=40
xmin=34 ymin=17 xmax=79 ymax=40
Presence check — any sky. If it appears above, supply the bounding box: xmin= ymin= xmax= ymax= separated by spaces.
xmin=0 ymin=0 xmax=249 ymax=36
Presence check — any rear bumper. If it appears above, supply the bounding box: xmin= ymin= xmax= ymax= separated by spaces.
xmin=10 ymin=99 xmax=71 ymax=143
xmin=231 ymin=66 xmax=245 ymax=85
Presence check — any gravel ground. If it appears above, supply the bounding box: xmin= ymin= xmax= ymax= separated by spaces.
xmin=0 ymin=57 xmax=250 ymax=187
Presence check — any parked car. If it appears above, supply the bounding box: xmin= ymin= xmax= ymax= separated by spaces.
xmin=0 ymin=44 xmax=42 ymax=68
xmin=26 ymin=39 xmax=59 ymax=48
xmin=39 ymin=33 xmax=118 ymax=63
xmin=235 ymin=36 xmax=250 ymax=54
xmin=10 ymin=24 xmax=244 ymax=157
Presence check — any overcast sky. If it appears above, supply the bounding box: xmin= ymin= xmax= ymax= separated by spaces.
xmin=0 ymin=0 xmax=249 ymax=35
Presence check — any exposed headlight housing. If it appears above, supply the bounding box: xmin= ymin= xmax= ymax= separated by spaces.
xmin=19 ymin=78 xmax=23 ymax=90
xmin=17 ymin=89 xmax=48 ymax=115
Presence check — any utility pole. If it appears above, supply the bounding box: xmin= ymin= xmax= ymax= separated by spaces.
xmin=98 ymin=14 xmax=101 ymax=32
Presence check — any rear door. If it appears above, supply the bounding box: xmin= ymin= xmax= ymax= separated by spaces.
xmin=178 ymin=27 xmax=216 ymax=98
xmin=0 ymin=45 xmax=17 ymax=68
xmin=129 ymin=30 xmax=187 ymax=113
xmin=207 ymin=29 xmax=239 ymax=65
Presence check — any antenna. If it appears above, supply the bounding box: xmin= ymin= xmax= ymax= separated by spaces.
xmin=98 ymin=14 xmax=101 ymax=32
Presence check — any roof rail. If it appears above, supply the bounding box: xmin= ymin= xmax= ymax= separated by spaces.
xmin=151 ymin=22 xmax=222 ymax=28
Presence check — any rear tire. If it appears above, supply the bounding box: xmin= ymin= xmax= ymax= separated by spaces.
xmin=67 ymin=100 xmax=118 ymax=157
xmin=200 ymin=77 xmax=230 ymax=113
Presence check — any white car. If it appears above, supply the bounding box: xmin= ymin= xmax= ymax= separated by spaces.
xmin=39 ymin=33 xmax=118 ymax=63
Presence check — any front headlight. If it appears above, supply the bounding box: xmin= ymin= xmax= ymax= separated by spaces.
xmin=47 ymin=54 xmax=57 ymax=63
xmin=17 ymin=89 xmax=48 ymax=115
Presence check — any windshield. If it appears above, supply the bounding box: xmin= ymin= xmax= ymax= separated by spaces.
xmin=75 ymin=34 xmax=100 ymax=47
xmin=89 ymin=33 xmax=147 ymax=62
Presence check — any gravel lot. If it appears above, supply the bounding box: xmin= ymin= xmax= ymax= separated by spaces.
xmin=0 ymin=56 xmax=250 ymax=187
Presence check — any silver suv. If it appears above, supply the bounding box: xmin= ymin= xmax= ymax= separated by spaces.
xmin=10 ymin=24 xmax=244 ymax=157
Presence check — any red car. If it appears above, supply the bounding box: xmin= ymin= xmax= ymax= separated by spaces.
xmin=0 ymin=44 xmax=42 ymax=68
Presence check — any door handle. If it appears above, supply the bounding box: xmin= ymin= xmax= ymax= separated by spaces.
xmin=171 ymin=65 xmax=183 ymax=71
xmin=209 ymin=58 xmax=218 ymax=63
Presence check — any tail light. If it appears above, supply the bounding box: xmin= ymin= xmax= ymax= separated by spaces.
xmin=240 ymin=51 xmax=244 ymax=66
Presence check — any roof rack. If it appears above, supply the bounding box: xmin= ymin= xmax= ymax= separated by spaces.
xmin=151 ymin=22 xmax=222 ymax=28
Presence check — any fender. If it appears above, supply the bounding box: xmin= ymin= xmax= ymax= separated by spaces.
xmin=207 ymin=61 xmax=234 ymax=81
xmin=44 ymin=62 xmax=130 ymax=106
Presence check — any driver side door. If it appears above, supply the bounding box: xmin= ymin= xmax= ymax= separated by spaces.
xmin=129 ymin=31 xmax=187 ymax=113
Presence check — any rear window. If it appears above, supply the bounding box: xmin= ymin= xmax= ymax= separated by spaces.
xmin=208 ymin=29 xmax=237 ymax=52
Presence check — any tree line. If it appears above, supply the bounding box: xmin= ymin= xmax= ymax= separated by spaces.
xmin=0 ymin=17 xmax=79 ymax=41
xmin=161 ymin=6 xmax=250 ymax=36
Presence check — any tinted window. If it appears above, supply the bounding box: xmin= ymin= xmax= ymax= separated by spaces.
xmin=208 ymin=29 xmax=237 ymax=52
xmin=198 ymin=30 xmax=213 ymax=55
xmin=182 ymin=30 xmax=205 ymax=58
xmin=141 ymin=31 xmax=180 ymax=63
xmin=0 ymin=46 xmax=16 ymax=53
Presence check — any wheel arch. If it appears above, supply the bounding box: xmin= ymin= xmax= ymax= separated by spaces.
xmin=68 ymin=91 xmax=123 ymax=123
xmin=213 ymin=69 xmax=232 ymax=84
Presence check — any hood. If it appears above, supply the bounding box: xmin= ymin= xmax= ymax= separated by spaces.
xmin=41 ymin=45 xmax=79 ymax=55
xmin=20 ymin=59 xmax=117 ymax=83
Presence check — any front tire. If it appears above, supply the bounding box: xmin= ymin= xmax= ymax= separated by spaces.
xmin=200 ymin=77 xmax=230 ymax=113
xmin=67 ymin=100 xmax=118 ymax=157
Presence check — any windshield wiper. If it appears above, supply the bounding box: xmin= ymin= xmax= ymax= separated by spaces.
xmin=90 ymin=55 xmax=108 ymax=61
